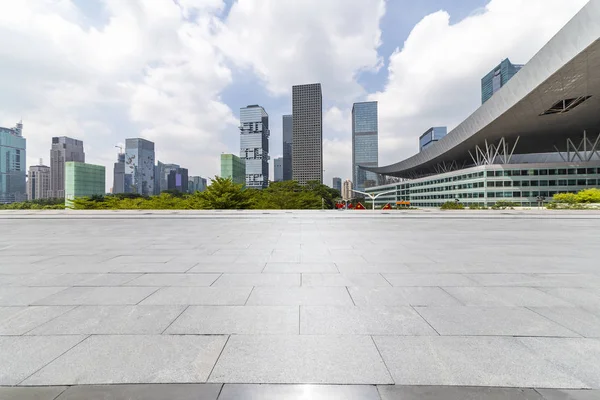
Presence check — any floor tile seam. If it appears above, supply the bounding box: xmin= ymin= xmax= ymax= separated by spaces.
xmin=379 ymin=274 xmax=394 ymax=287
xmin=206 ymin=335 xmax=231 ymax=383
xmin=437 ymin=286 xmax=467 ymax=306
xmin=523 ymin=306 xmax=585 ymax=338
xmin=161 ymin=305 xmax=190 ymax=335
xmin=369 ymin=335 xmax=395 ymax=385
xmin=134 ymin=287 xmax=162 ymax=306
xmin=243 ymin=287 xmax=255 ymax=306
xmin=51 ymin=385 xmax=69 ymax=400
xmin=16 ymin=334 xmax=91 ymax=386
xmin=409 ymin=306 xmax=441 ymax=336
xmin=345 ymin=287 xmax=357 ymax=306
xmin=209 ymin=273 xmax=225 ymax=287
xmin=20 ymin=305 xmax=79 ymax=336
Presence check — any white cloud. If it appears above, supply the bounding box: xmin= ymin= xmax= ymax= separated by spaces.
xmin=371 ymin=0 xmax=588 ymax=168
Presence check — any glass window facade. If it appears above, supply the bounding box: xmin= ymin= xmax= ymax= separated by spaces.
xmin=481 ymin=58 xmax=523 ymax=104
xmin=352 ymin=101 xmax=378 ymax=192
xmin=0 ymin=122 xmax=26 ymax=204
xmin=419 ymin=127 xmax=448 ymax=151
xmin=125 ymin=138 xmax=155 ymax=196
xmin=64 ymin=162 xmax=105 ymax=206
xmin=282 ymin=114 xmax=293 ymax=181
xmin=220 ymin=154 xmax=246 ymax=185
xmin=240 ymin=105 xmax=269 ymax=189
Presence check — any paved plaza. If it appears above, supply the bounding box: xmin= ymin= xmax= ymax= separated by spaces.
xmin=1 ymin=210 xmax=600 ymax=399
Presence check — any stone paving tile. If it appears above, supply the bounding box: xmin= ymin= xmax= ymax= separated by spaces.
xmin=301 ymin=306 xmax=437 ymax=335
xmin=348 ymin=287 xmax=462 ymax=306
xmin=4 ymin=274 xmax=93 ymax=287
xmin=24 ymin=335 xmax=228 ymax=385
xmin=187 ymin=263 xmax=265 ymax=273
xmin=415 ymin=306 xmax=580 ymax=337
xmin=111 ymin=263 xmax=198 ymax=274
xmin=165 ymin=305 xmax=298 ymax=335
xmin=246 ymin=287 xmax=353 ymax=306
xmin=28 ymin=305 xmax=185 ymax=335
xmin=140 ymin=287 xmax=252 ymax=305
xmin=529 ymin=307 xmax=600 ymax=338
xmin=0 ymin=306 xmax=74 ymax=335
xmin=218 ymin=384 xmax=381 ymax=400
xmin=373 ymin=336 xmax=588 ymax=388
xmin=45 ymin=264 xmax=121 ymax=274
xmin=0 ymin=335 xmax=86 ymax=385
xmin=443 ymin=287 xmax=575 ymax=307
xmin=73 ymin=273 xmax=141 ymax=286
xmin=378 ymin=385 xmax=544 ymax=399
xmin=336 ymin=263 xmax=412 ymax=274
xmin=464 ymin=274 xmax=578 ymax=287
xmin=302 ymin=273 xmax=391 ymax=287
xmin=536 ymin=389 xmax=600 ymax=399
xmin=55 ymin=384 xmax=222 ymax=400
xmin=32 ymin=287 xmax=158 ymax=306
xmin=208 ymin=335 xmax=393 ymax=384
xmin=518 ymin=337 xmax=600 ymax=388
xmin=541 ymin=288 xmax=600 ymax=309
xmin=0 ymin=386 xmax=68 ymax=400
xmin=105 ymin=255 xmax=174 ymax=264
xmin=0 ymin=287 xmax=68 ymax=306
xmin=127 ymin=273 xmax=220 ymax=286
xmin=212 ymin=273 xmax=300 ymax=287
xmin=383 ymin=273 xmax=477 ymax=287
xmin=263 ymin=263 xmax=338 ymax=273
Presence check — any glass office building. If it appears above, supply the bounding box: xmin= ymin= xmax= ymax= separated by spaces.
xmin=188 ymin=176 xmax=207 ymax=193
xmin=0 ymin=121 xmax=26 ymax=204
xmin=125 ymin=138 xmax=155 ymax=195
xmin=293 ymin=83 xmax=323 ymax=185
xmin=419 ymin=127 xmax=447 ymax=151
xmin=50 ymin=136 xmax=85 ymax=198
xmin=481 ymin=58 xmax=523 ymax=104
xmin=282 ymin=114 xmax=293 ymax=181
xmin=332 ymin=177 xmax=342 ymax=193
xmin=65 ymin=162 xmax=105 ymax=206
xmin=352 ymin=101 xmax=379 ymax=192
xmin=167 ymin=167 xmax=188 ymax=193
xmin=240 ymin=105 xmax=269 ymax=189
xmin=221 ymin=154 xmax=246 ymax=185
xmin=274 ymin=157 xmax=283 ymax=182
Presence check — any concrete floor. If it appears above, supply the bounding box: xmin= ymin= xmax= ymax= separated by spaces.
xmin=1 ymin=210 xmax=599 ymax=398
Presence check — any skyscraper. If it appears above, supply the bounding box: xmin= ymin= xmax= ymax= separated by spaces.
xmin=282 ymin=114 xmax=293 ymax=181
xmin=240 ymin=105 xmax=270 ymax=189
xmin=50 ymin=136 xmax=84 ymax=198
xmin=419 ymin=127 xmax=448 ymax=151
xmin=188 ymin=176 xmax=207 ymax=193
xmin=125 ymin=138 xmax=155 ymax=195
xmin=27 ymin=163 xmax=51 ymax=200
xmin=0 ymin=121 xmax=26 ymax=203
xmin=220 ymin=154 xmax=246 ymax=185
xmin=167 ymin=167 xmax=188 ymax=192
xmin=113 ymin=152 xmax=126 ymax=194
xmin=352 ymin=101 xmax=379 ymax=192
xmin=274 ymin=157 xmax=283 ymax=182
xmin=481 ymin=58 xmax=523 ymax=104
xmin=65 ymin=162 xmax=105 ymax=205
xmin=292 ymin=83 xmax=322 ymax=185
xmin=155 ymin=161 xmax=180 ymax=194
xmin=332 ymin=177 xmax=342 ymax=193
xmin=342 ymin=179 xmax=353 ymax=201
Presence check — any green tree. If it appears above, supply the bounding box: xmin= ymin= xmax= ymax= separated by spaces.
xmin=200 ymin=176 xmax=253 ymax=209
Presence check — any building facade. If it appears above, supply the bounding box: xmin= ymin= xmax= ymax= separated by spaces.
xmin=167 ymin=167 xmax=188 ymax=193
xmin=155 ymin=161 xmax=180 ymax=194
xmin=292 ymin=83 xmax=323 ymax=184
xmin=112 ymin=152 xmax=126 ymax=194
xmin=481 ymin=58 xmax=523 ymax=104
xmin=220 ymin=154 xmax=246 ymax=185
xmin=342 ymin=179 xmax=353 ymax=200
xmin=419 ymin=127 xmax=448 ymax=151
xmin=188 ymin=176 xmax=207 ymax=193
xmin=27 ymin=164 xmax=51 ymax=201
xmin=274 ymin=157 xmax=283 ymax=182
xmin=240 ymin=105 xmax=269 ymax=189
xmin=332 ymin=177 xmax=342 ymax=193
xmin=0 ymin=121 xmax=26 ymax=204
xmin=352 ymin=101 xmax=379 ymax=192
xmin=125 ymin=138 xmax=155 ymax=196
xmin=50 ymin=136 xmax=85 ymax=199
xmin=65 ymin=162 xmax=105 ymax=205
xmin=282 ymin=114 xmax=293 ymax=181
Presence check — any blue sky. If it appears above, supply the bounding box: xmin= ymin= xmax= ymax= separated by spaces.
xmin=0 ymin=0 xmax=587 ymax=189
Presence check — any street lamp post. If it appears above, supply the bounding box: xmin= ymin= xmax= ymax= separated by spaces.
xmin=351 ymin=189 xmax=397 ymax=211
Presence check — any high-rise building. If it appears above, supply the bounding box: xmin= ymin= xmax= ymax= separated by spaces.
xmin=282 ymin=114 xmax=293 ymax=181
xmin=0 ymin=121 xmax=26 ymax=204
xmin=419 ymin=127 xmax=448 ymax=151
xmin=274 ymin=157 xmax=283 ymax=182
xmin=342 ymin=179 xmax=353 ymax=200
xmin=220 ymin=154 xmax=246 ymax=185
xmin=352 ymin=101 xmax=379 ymax=192
xmin=188 ymin=176 xmax=207 ymax=193
xmin=50 ymin=136 xmax=84 ymax=199
xmin=125 ymin=138 xmax=155 ymax=195
xmin=240 ymin=105 xmax=270 ymax=189
xmin=167 ymin=167 xmax=188 ymax=193
xmin=292 ymin=83 xmax=322 ymax=185
xmin=481 ymin=58 xmax=523 ymax=104
xmin=155 ymin=161 xmax=180 ymax=194
xmin=65 ymin=162 xmax=105 ymax=205
xmin=332 ymin=177 xmax=342 ymax=193
xmin=112 ymin=152 xmax=126 ymax=194
xmin=27 ymin=163 xmax=51 ymax=201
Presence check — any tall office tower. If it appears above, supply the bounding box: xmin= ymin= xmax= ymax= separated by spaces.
xmin=155 ymin=161 xmax=180 ymax=194
xmin=167 ymin=167 xmax=188 ymax=192
xmin=332 ymin=177 xmax=342 ymax=193
xmin=419 ymin=127 xmax=448 ymax=151
xmin=0 ymin=121 xmax=26 ymax=204
xmin=188 ymin=176 xmax=207 ymax=193
xmin=65 ymin=162 xmax=105 ymax=205
xmin=220 ymin=154 xmax=246 ymax=185
xmin=274 ymin=157 xmax=283 ymax=182
xmin=352 ymin=101 xmax=379 ymax=192
xmin=292 ymin=83 xmax=322 ymax=185
xmin=240 ymin=105 xmax=270 ymax=189
xmin=50 ymin=136 xmax=85 ymax=198
xmin=481 ymin=58 xmax=523 ymax=104
xmin=113 ymin=152 xmax=126 ymax=194
xmin=282 ymin=114 xmax=293 ymax=180
xmin=125 ymin=138 xmax=155 ymax=195
xmin=342 ymin=179 xmax=353 ymax=200
xmin=27 ymin=163 xmax=51 ymax=200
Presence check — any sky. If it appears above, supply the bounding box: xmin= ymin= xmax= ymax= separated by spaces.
xmin=0 ymin=0 xmax=589 ymax=191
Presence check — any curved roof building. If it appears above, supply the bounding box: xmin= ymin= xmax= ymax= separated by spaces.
xmin=366 ymin=0 xmax=600 ymax=179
